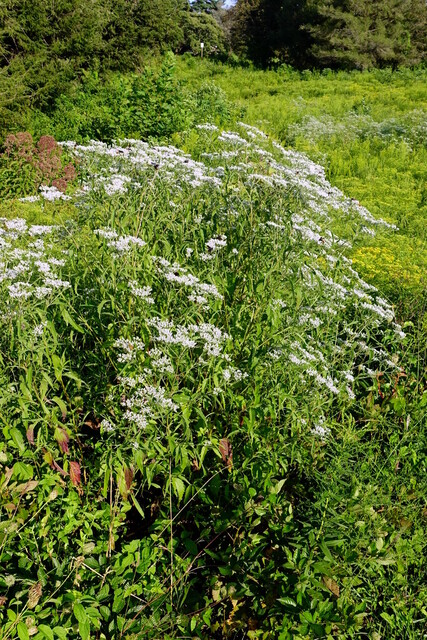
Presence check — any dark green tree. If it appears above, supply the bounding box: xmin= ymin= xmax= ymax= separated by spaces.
xmin=103 ymin=0 xmax=188 ymax=67
xmin=305 ymin=0 xmax=427 ymax=69
xmin=228 ymin=0 xmax=312 ymax=67
xmin=0 ymin=0 xmax=190 ymax=123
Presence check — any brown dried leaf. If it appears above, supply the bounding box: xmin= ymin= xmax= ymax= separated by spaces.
xmin=0 ymin=596 xmax=7 ymax=607
xmin=52 ymin=460 xmax=68 ymax=477
xmin=84 ymin=417 xmax=101 ymax=430
xmin=1 ymin=466 xmax=13 ymax=488
xmin=27 ymin=582 xmax=42 ymax=609
xmin=16 ymin=480 xmax=39 ymax=495
xmin=124 ymin=467 xmax=133 ymax=491
xmin=219 ymin=438 xmax=233 ymax=470
xmin=26 ymin=428 xmax=35 ymax=446
xmin=322 ymin=576 xmax=340 ymax=597
xmin=69 ymin=461 xmax=81 ymax=488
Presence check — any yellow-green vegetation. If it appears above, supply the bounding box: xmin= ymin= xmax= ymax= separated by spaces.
xmin=176 ymin=58 xmax=427 ymax=306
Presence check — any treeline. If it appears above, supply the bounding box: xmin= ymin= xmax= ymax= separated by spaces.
xmin=228 ymin=0 xmax=427 ymax=69
xmin=1 ymin=0 xmax=426 ymax=129
xmin=0 ymin=0 xmax=226 ymax=117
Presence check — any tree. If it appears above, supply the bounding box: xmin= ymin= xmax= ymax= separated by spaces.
xmin=228 ymin=0 xmax=312 ymax=67
xmin=305 ymin=0 xmax=427 ymax=69
xmin=183 ymin=11 xmax=227 ymax=55
xmin=0 ymin=0 xmax=190 ymax=121
xmin=190 ymin=0 xmax=221 ymax=13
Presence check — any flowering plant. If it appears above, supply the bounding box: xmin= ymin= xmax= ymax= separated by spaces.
xmin=0 ymin=133 xmax=77 ymax=198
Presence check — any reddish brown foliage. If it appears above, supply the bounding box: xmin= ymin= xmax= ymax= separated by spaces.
xmin=69 ymin=461 xmax=81 ymax=487
xmin=2 ymin=132 xmax=77 ymax=194
xmin=219 ymin=438 xmax=233 ymax=471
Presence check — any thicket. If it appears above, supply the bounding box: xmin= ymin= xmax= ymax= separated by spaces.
xmin=0 ymin=0 xmax=226 ymax=128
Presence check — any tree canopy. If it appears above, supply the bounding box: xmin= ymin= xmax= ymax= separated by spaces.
xmin=228 ymin=0 xmax=427 ymax=68
xmin=305 ymin=0 xmax=427 ymax=69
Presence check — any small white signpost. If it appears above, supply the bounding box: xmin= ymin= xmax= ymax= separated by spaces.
xmin=200 ymin=42 xmax=204 ymax=60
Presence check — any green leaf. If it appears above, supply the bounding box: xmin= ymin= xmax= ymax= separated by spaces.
xmin=52 ymin=354 xmax=64 ymax=381
xmin=79 ymin=619 xmax=90 ymax=640
xmin=53 ymin=627 xmax=68 ymax=640
xmin=13 ymin=462 xmax=33 ymax=480
xmin=17 ymin=622 xmax=30 ymax=640
xmin=52 ymin=396 xmax=67 ymax=417
xmin=7 ymin=609 xmax=16 ymax=622
xmin=172 ymin=476 xmax=185 ymax=502
xmin=319 ymin=540 xmax=334 ymax=563
xmin=278 ymin=597 xmax=297 ymax=607
xmin=10 ymin=428 xmax=25 ymax=453
xmin=73 ymin=603 xmax=87 ymax=624
xmin=375 ymin=557 xmax=395 ymax=565
xmin=112 ymin=595 xmax=125 ymax=613
xmin=310 ymin=623 xmax=326 ymax=637
xmin=61 ymin=306 xmax=85 ymax=333
xmin=38 ymin=625 xmax=54 ymax=640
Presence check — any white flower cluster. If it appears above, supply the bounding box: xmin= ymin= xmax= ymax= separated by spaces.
xmin=129 ymin=281 xmax=154 ymax=304
xmin=113 ymin=337 xmax=145 ymax=363
xmin=152 ymin=256 xmax=222 ymax=301
xmin=200 ymin=235 xmax=227 ymax=261
xmin=223 ymin=367 xmax=248 ymax=383
xmin=311 ymin=417 xmax=331 ymax=440
xmin=64 ymin=138 xmax=222 ymax=193
xmin=39 ymin=185 xmax=71 ymax=202
xmin=147 ymin=317 xmax=230 ymax=358
xmin=149 ymin=348 xmax=174 ymax=374
xmin=94 ymin=228 xmax=147 ymax=254
xmin=116 ymin=374 xmax=178 ymax=430
xmin=33 ymin=321 xmax=47 ymax=337
xmin=0 ymin=218 xmax=70 ymax=300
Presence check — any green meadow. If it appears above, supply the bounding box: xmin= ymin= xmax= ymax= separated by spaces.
xmin=176 ymin=58 xmax=427 ymax=304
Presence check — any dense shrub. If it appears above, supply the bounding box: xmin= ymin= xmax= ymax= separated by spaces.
xmin=6 ymin=57 xmax=240 ymax=145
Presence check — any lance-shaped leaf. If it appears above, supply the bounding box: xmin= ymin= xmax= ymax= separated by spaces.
xmin=55 ymin=427 xmax=69 ymax=454
xmin=69 ymin=461 xmax=81 ymax=487
xmin=219 ymin=438 xmax=233 ymax=471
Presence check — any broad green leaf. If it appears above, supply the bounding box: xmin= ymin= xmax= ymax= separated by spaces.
xmin=10 ymin=428 xmax=25 ymax=453
xmin=73 ymin=603 xmax=87 ymax=624
xmin=17 ymin=622 xmax=30 ymax=640
xmin=38 ymin=625 xmax=54 ymax=640
xmin=278 ymin=597 xmax=297 ymax=607
xmin=79 ymin=619 xmax=90 ymax=640
xmin=172 ymin=476 xmax=185 ymax=502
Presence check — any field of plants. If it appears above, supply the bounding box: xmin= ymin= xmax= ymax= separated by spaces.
xmin=176 ymin=59 xmax=427 ymax=304
xmin=0 ymin=60 xmax=426 ymax=639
